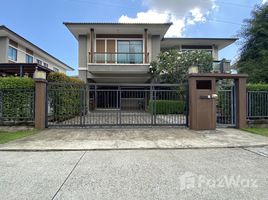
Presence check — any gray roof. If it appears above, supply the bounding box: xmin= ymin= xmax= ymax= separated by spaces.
xmin=63 ymin=22 xmax=173 ymax=25
xmin=64 ymin=22 xmax=172 ymax=40
xmin=162 ymin=37 xmax=238 ymax=41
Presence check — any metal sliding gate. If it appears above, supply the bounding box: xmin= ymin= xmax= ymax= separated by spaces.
xmin=46 ymin=83 xmax=188 ymax=127
xmin=216 ymin=83 xmax=236 ymax=127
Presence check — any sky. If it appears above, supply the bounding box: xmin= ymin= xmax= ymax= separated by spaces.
xmin=0 ymin=0 xmax=267 ymax=75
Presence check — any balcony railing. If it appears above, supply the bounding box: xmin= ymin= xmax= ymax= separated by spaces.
xmin=89 ymin=52 xmax=149 ymax=64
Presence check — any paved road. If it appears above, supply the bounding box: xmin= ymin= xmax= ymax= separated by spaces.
xmin=0 ymin=148 xmax=267 ymax=200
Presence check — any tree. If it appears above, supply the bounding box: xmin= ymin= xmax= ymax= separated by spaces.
xmin=150 ymin=49 xmax=213 ymax=83
xmin=237 ymin=3 xmax=268 ymax=83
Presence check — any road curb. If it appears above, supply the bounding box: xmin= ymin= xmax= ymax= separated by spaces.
xmin=0 ymin=144 xmax=267 ymax=152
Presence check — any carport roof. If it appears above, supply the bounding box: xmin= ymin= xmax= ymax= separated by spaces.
xmin=161 ymin=37 xmax=238 ymax=50
xmin=0 ymin=63 xmax=53 ymax=77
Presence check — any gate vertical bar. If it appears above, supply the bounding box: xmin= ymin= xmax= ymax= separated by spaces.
xmin=233 ymin=85 xmax=237 ymax=125
xmin=80 ymin=89 xmax=83 ymax=126
xmin=153 ymin=89 xmax=156 ymax=125
xmin=83 ymin=86 xmax=86 ymax=126
xmin=94 ymin=85 xmax=97 ymax=109
xmin=150 ymin=85 xmax=153 ymax=125
xmin=185 ymin=83 xmax=189 ymax=127
xmin=119 ymin=87 xmax=122 ymax=126
xmin=45 ymin=82 xmax=48 ymax=128
xmin=116 ymin=88 xmax=119 ymax=125
xmin=231 ymin=86 xmax=234 ymax=125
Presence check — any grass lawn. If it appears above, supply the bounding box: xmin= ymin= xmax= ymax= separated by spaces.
xmin=0 ymin=129 xmax=38 ymax=144
xmin=242 ymin=128 xmax=268 ymax=137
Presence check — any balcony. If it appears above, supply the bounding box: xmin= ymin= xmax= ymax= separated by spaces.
xmin=89 ymin=52 xmax=149 ymax=64
xmin=88 ymin=52 xmax=150 ymax=75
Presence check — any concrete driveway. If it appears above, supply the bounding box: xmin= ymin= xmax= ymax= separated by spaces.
xmin=0 ymin=148 xmax=267 ymax=200
xmin=0 ymin=128 xmax=268 ymax=150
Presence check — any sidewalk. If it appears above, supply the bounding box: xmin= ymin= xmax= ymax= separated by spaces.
xmin=0 ymin=128 xmax=268 ymax=151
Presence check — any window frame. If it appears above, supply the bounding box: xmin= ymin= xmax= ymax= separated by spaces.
xmin=25 ymin=54 xmax=34 ymax=63
xmin=117 ymin=40 xmax=143 ymax=64
xmin=36 ymin=59 xmax=43 ymax=65
xmin=8 ymin=46 xmax=18 ymax=62
xmin=44 ymin=62 xmax=49 ymax=68
xmin=53 ymin=67 xmax=59 ymax=72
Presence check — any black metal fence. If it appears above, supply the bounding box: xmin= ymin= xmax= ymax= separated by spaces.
xmin=247 ymin=91 xmax=268 ymax=119
xmin=47 ymin=83 xmax=188 ymax=127
xmin=0 ymin=83 xmax=267 ymax=128
xmin=0 ymin=88 xmax=35 ymax=125
xmin=217 ymin=89 xmax=236 ymax=127
xmin=217 ymin=89 xmax=268 ymax=126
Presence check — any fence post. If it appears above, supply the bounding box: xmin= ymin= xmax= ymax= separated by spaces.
xmin=34 ymin=79 xmax=47 ymax=129
xmin=235 ymin=77 xmax=247 ymax=129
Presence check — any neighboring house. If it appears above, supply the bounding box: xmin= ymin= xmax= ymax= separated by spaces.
xmin=0 ymin=25 xmax=73 ymax=76
xmin=64 ymin=22 xmax=237 ymax=83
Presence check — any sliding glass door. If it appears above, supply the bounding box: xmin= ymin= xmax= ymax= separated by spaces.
xmin=117 ymin=40 xmax=143 ymax=64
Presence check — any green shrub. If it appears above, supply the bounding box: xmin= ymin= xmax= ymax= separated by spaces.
xmin=247 ymin=83 xmax=268 ymax=91
xmin=47 ymin=72 xmax=85 ymax=122
xmin=0 ymin=77 xmax=34 ymax=89
xmin=0 ymin=77 xmax=34 ymax=122
xmin=149 ymin=100 xmax=185 ymax=115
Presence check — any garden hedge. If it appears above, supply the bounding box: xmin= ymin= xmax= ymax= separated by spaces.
xmin=0 ymin=77 xmax=34 ymax=89
xmin=247 ymin=83 xmax=268 ymax=91
xmin=47 ymin=72 xmax=85 ymax=122
xmin=149 ymin=100 xmax=185 ymax=115
xmin=0 ymin=77 xmax=35 ymax=122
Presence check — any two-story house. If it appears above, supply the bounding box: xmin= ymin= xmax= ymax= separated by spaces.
xmin=64 ymin=22 xmax=237 ymax=84
xmin=0 ymin=25 xmax=73 ymax=76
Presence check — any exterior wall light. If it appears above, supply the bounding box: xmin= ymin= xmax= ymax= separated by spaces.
xmin=189 ymin=66 xmax=198 ymax=74
xmin=33 ymin=70 xmax=46 ymax=80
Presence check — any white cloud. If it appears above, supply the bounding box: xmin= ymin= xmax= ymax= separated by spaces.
xmin=118 ymin=0 xmax=217 ymax=37
xmin=187 ymin=8 xmax=206 ymax=25
xmin=119 ymin=10 xmax=171 ymax=23
xmin=119 ymin=10 xmax=186 ymax=37
xmin=262 ymin=0 xmax=268 ymax=4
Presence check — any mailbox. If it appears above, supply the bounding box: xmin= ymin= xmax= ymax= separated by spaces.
xmin=189 ymin=77 xmax=217 ymax=130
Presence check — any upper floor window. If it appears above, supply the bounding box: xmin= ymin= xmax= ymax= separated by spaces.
xmin=25 ymin=54 xmax=33 ymax=63
xmin=44 ymin=63 xmax=49 ymax=68
xmin=53 ymin=67 xmax=59 ymax=72
xmin=117 ymin=40 xmax=143 ymax=64
xmin=37 ymin=59 xmax=42 ymax=65
xmin=181 ymin=45 xmax=213 ymax=56
xmin=8 ymin=46 xmax=17 ymax=61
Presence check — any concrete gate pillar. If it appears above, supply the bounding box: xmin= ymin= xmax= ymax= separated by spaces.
xmin=235 ymin=77 xmax=247 ymax=129
xmin=34 ymin=79 xmax=47 ymax=129
xmin=188 ymin=73 xmax=248 ymax=130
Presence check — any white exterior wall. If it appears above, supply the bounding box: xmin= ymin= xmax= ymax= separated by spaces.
xmin=212 ymin=45 xmax=219 ymax=60
xmin=33 ymin=53 xmax=66 ymax=73
xmin=0 ymin=37 xmax=8 ymax=62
